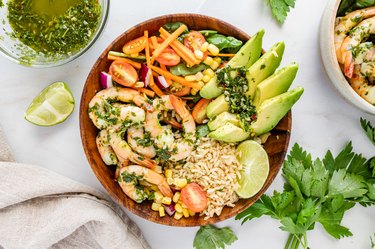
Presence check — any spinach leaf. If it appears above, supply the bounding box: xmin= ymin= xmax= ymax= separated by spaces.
xmin=162 ymin=22 xmax=189 ymax=34
xmin=206 ymin=34 xmax=243 ymax=53
xmin=169 ymin=63 xmax=207 ymax=76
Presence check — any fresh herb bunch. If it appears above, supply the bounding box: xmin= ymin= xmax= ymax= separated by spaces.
xmin=371 ymin=233 xmax=375 ymax=249
xmin=265 ymin=0 xmax=297 ymax=24
xmin=236 ymin=140 xmax=375 ymax=249
xmin=217 ymin=66 xmax=257 ymax=131
xmin=193 ymin=225 xmax=238 ymax=249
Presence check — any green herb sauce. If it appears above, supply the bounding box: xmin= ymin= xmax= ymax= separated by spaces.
xmin=7 ymin=0 xmax=101 ymax=58
xmin=217 ymin=66 xmax=257 ymax=131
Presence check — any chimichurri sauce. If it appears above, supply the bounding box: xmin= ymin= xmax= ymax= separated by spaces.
xmin=7 ymin=0 xmax=101 ymax=57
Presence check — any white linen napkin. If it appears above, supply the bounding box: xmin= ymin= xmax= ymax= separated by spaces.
xmin=0 ymin=128 xmax=151 ymax=249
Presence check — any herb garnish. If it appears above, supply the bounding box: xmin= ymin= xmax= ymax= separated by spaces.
xmin=265 ymin=0 xmax=297 ymax=24
xmin=193 ymin=225 xmax=237 ymax=249
xmin=360 ymin=118 xmax=375 ymax=146
xmin=236 ymin=141 xmax=375 ymax=249
xmin=217 ymin=66 xmax=256 ymax=131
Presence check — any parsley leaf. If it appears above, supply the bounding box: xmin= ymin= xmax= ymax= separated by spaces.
xmin=193 ymin=225 xmax=237 ymax=249
xmin=236 ymin=141 xmax=375 ymax=249
xmin=265 ymin=0 xmax=297 ymax=24
xmin=360 ymin=118 xmax=375 ymax=146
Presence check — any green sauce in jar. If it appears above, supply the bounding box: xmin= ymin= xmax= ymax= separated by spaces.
xmin=7 ymin=0 xmax=101 ymax=58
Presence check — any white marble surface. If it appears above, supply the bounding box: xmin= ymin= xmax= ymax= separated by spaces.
xmin=0 ymin=0 xmax=374 ymax=248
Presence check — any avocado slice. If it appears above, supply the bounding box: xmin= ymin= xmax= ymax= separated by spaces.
xmin=227 ymin=29 xmax=264 ymax=69
xmin=199 ymin=75 xmax=223 ymax=99
xmin=207 ymin=111 xmax=240 ymax=131
xmin=253 ymin=63 xmax=299 ymax=107
xmin=250 ymin=87 xmax=304 ymax=136
xmin=209 ymin=122 xmax=250 ymax=143
xmin=206 ymin=94 xmax=230 ymax=119
xmin=246 ymin=42 xmax=285 ymax=98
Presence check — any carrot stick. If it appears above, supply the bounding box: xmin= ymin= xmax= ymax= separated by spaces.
xmin=150 ymin=36 xmax=159 ymax=50
xmin=139 ymin=88 xmax=155 ymax=98
xmin=160 ymin=64 xmax=173 ymax=86
xmin=144 ymin=30 xmax=164 ymax=97
xmin=159 ymin=28 xmax=200 ymax=66
xmin=150 ymin=65 xmax=202 ymax=90
xmin=151 ymin=24 xmax=187 ymax=63
xmin=107 ymin=54 xmax=141 ymax=69
xmin=209 ymin=53 xmax=236 ymax=57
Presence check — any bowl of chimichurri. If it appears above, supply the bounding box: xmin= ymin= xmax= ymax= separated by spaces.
xmin=0 ymin=0 xmax=109 ymax=67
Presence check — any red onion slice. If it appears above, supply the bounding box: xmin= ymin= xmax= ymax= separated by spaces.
xmin=163 ymin=203 xmax=176 ymax=216
xmin=100 ymin=72 xmax=113 ymax=88
xmin=155 ymin=75 xmax=170 ymax=89
xmin=139 ymin=64 xmax=152 ymax=87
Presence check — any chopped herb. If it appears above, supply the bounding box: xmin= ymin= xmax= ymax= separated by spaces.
xmin=156 ymin=148 xmax=171 ymax=161
xmin=217 ymin=66 xmax=257 ymax=131
xmin=196 ymin=124 xmax=210 ymax=138
xmin=135 ymin=131 xmax=153 ymax=147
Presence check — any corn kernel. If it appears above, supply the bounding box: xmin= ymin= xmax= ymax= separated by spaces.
xmin=167 ymin=177 xmax=174 ymax=185
xmin=213 ymin=57 xmax=222 ymax=64
xmin=172 ymin=192 xmax=181 ymax=203
xmin=200 ymin=42 xmax=209 ymax=52
xmin=182 ymin=208 xmax=190 ymax=218
xmin=204 ymin=68 xmax=215 ymax=77
xmin=159 ymin=206 xmax=165 ymax=217
xmin=174 ymin=178 xmax=188 ymax=189
xmin=208 ymin=44 xmax=220 ymax=56
xmin=188 ymin=210 xmax=196 ymax=216
xmin=191 ymin=88 xmax=198 ymax=96
xmin=174 ymin=212 xmax=183 ymax=220
xmin=203 ymin=56 xmax=213 ymax=66
xmin=151 ymin=202 xmax=161 ymax=211
xmin=165 ymin=169 xmax=173 ymax=178
xmin=185 ymin=75 xmax=196 ymax=81
xmin=134 ymin=81 xmax=144 ymax=88
xmin=162 ymin=196 xmax=172 ymax=205
xmin=198 ymin=81 xmax=205 ymax=88
xmin=195 ymin=72 xmax=204 ymax=81
xmin=154 ymin=191 xmax=163 ymax=204
xmin=210 ymin=61 xmax=219 ymax=70
xmin=202 ymin=75 xmax=211 ymax=83
xmin=175 ymin=203 xmax=183 ymax=213
xmin=194 ymin=50 xmax=204 ymax=60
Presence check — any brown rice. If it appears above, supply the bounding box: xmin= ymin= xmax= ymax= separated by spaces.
xmin=171 ymin=137 xmax=242 ymax=219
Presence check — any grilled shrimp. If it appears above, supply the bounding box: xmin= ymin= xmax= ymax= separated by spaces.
xmin=88 ymin=87 xmax=153 ymax=129
xmin=117 ymin=165 xmax=173 ymax=203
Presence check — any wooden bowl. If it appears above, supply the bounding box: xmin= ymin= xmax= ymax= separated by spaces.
xmin=80 ymin=14 xmax=292 ymax=226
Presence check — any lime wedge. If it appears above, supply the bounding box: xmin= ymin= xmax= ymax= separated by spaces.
xmin=236 ymin=140 xmax=269 ymax=198
xmin=25 ymin=82 xmax=75 ymax=126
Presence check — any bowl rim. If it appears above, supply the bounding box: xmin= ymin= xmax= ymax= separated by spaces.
xmin=0 ymin=0 xmax=110 ymax=68
xmin=80 ymin=13 xmax=292 ymax=226
xmin=319 ymin=0 xmax=375 ymax=114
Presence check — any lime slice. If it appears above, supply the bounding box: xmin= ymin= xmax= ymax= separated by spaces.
xmin=25 ymin=82 xmax=75 ymax=126
xmin=236 ymin=140 xmax=269 ymax=198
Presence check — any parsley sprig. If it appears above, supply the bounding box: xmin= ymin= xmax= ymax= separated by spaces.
xmin=193 ymin=225 xmax=237 ymax=249
xmin=236 ymin=141 xmax=375 ymax=249
xmin=265 ymin=0 xmax=297 ymax=24
xmin=361 ymin=118 xmax=375 ymax=146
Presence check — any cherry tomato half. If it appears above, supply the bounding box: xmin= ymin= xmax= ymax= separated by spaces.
xmin=155 ymin=48 xmax=181 ymax=66
xmin=184 ymin=31 xmax=207 ymax=51
xmin=180 ymin=182 xmax=208 ymax=212
xmin=167 ymin=82 xmax=191 ymax=96
xmin=122 ymin=36 xmax=147 ymax=54
xmin=109 ymin=60 xmax=138 ymax=87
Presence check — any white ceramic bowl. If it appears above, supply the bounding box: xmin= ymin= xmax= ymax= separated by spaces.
xmin=320 ymin=0 xmax=375 ymax=115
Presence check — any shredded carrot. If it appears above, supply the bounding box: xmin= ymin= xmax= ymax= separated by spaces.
xmin=139 ymin=88 xmax=155 ymax=98
xmin=209 ymin=53 xmax=236 ymax=57
xmin=150 ymin=65 xmax=202 ymax=90
xmin=150 ymin=36 xmax=159 ymax=50
xmin=151 ymin=25 xmax=187 ymax=63
xmin=160 ymin=64 xmax=173 ymax=86
xmin=159 ymin=28 xmax=200 ymax=66
xmin=144 ymin=30 xmax=164 ymax=97
xmin=107 ymin=54 xmax=141 ymax=69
